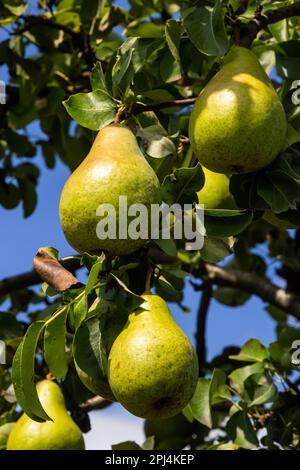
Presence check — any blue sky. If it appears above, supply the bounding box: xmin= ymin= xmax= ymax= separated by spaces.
xmin=0 ymin=0 xmax=282 ymax=449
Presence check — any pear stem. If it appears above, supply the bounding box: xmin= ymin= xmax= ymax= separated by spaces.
xmin=144 ymin=265 xmax=153 ymax=294
xmin=182 ymin=146 xmax=194 ymax=168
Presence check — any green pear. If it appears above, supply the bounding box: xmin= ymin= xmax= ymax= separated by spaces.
xmin=59 ymin=125 xmax=161 ymax=256
xmin=0 ymin=423 xmax=15 ymax=450
xmin=7 ymin=380 xmax=85 ymax=450
xmin=108 ymin=294 xmax=198 ymax=419
xmin=197 ymin=166 xmax=236 ymax=209
xmin=189 ymin=46 xmax=287 ymax=174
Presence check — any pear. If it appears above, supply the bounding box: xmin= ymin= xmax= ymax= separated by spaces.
xmin=108 ymin=294 xmax=198 ymax=419
xmin=0 ymin=423 xmax=15 ymax=450
xmin=59 ymin=125 xmax=161 ymax=256
xmin=7 ymin=380 xmax=85 ymax=450
xmin=197 ymin=166 xmax=236 ymax=209
xmin=189 ymin=46 xmax=287 ymax=174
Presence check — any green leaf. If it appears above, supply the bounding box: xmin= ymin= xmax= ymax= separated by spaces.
xmin=72 ymin=294 xmax=88 ymax=330
xmin=0 ymin=184 xmax=21 ymax=210
xmin=200 ymin=236 xmax=234 ymax=263
xmin=85 ymin=256 xmax=105 ymax=295
xmin=210 ymin=368 xmax=231 ymax=405
xmin=142 ymin=436 xmax=155 ymax=450
xmin=11 ymin=321 xmax=50 ymax=422
xmin=214 ymin=286 xmax=251 ymax=307
xmin=226 ymin=411 xmax=258 ymax=449
xmin=153 ymin=238 xmax=177 ymax=257
xmin=0 ymin=312 xmax=23 ymax=339
xmin=3 ymin=1 xmax=28 ymax=16
xmin=63 ymin=90 xmax=117 ymax=131
xmin=159 ymin=50 xmax=182 ymax=83
xmin=165 ymin=19 xmax=182 ymax=63
xmin=112 ymin=441 xmax=142 ymax=450
xmin=44 ymin=307 xmax=68 ymax=380
xmin=229 ymin=363 xmax=264 ymax=392
xmin=204 ymin=209 xmax=253 ymax=237
xmin=161 ymin=164 xmax=204 ymax=205
xmin=188 ymin=378 xmax=212 ymax=428
xmin=276 ymin=41 xmax=300 ymax=79
xmin=230 ymin=339 xmax=268 ymax=363
xmin=90 ymin=62 xmax=107 ymax=92
xmin=183 ymin=1 xmax=229 ymax=57
xmin=244 ymin=372 xmax=277 ymax=407
xmin=137 ymin=125 xmax=176 ymax=159
xmin=73 ymin=317 xmax=108 ymax=385
xmin=110 ymin=274 xmax=143 ymax=310
xmin=112 ymin=46 xmax=134 ymax=93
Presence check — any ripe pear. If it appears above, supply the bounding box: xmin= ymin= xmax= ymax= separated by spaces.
xmin=108 ymin=294 xmax=198 ymax=419
xmin=59 ymin=125 xmax=161 ymax=256
xmin=7 ymin=380 xmax=85 ymax=450
xmin=189 ymin=46 xmax=287 ymax=174
xmin=0 ymin=423 xmax=15 ymax=450
xmin=197 ymin=166 xmax=236 ymax=209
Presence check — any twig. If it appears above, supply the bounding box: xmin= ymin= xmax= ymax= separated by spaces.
xmin=195 ymin=282 xmax=212 ymax=374
xmin=116 ymin=97 xmax=197 ymax=123
xmin=80 ymin=395 xmax=112 ymax=412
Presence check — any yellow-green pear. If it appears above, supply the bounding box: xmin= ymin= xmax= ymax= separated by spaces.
xmin=197 ymin=166 xmax=236 ymax=209
xmin=189 ymin=46 xmax=287 ymax=174
xmin=0 ymin=423 xmax=15 ymax=449
xmin=7 ymin=380 xmax=85 ymax=450
xmin=108 ymin=294 xmax=198 ymax=419
xmin=217 ymin=443 xmax=240 ymax=450
xmin=59 ymin=125 xmax=161 ymax=256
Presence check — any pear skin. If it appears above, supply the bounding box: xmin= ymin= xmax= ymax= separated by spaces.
xmin=197 ymin=166 xmax=236 ymax=209
xmin=108 ymin=295 xmax=198 ymax=419
xmin=59 ymin=125 xmax=161 ymax=256
xmin=189 ymin=46 xmax=287 ymax=174
xmin=7 ymin=380 xmax=85 ymax=450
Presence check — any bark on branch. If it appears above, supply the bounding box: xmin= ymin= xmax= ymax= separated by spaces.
xmin=115 ymin=97 xmax=197 ymax=124
xmin=2 ymin=253 xmax=300 ymax=320
xmin=236 ymin=2 xmax=300 ymax=47
xmin=195 ymin=282 xmax=212 ymax=373
xmin=198 ymin=262 xmax=300 ymax=320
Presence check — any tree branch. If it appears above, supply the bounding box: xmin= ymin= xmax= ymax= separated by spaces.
xmin=80 ymin=395 xmax=111 ymax=412
xmin=3 ymin=251 xmax=300 ymax=320
xmin=235 ymin=2 xmax=300 ymax=47
xmin=195 ymin=282 xmax=212 ymax=375
xmin=115 ymin=97 xmax=197 ymax=123
xmin=198 ymin=262 xmax=300 ymax=320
